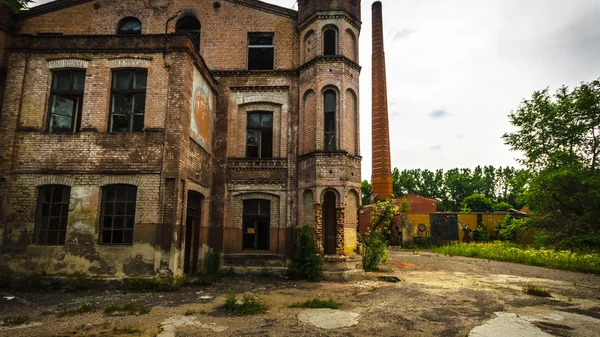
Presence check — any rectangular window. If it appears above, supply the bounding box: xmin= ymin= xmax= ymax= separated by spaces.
xmin=34 ymin=185 xmax=71 ymax=245
xmin=243 ymin=199 xmax=270 ymax=250
xmin=248 ymin=33 xmax=274 ymax=70
xmin=47 ymin=70 xmax=85 ymax=133
xmin=100 ymin=185 xmax=137 ymax=245
xmin=246 ymin=112 xmax=273 ymax=158
xmin=109 ymin=69 xmax=147 ymax=132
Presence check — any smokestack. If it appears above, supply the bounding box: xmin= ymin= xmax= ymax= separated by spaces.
xmin=371 ymin=1 xmax=394 ymax=202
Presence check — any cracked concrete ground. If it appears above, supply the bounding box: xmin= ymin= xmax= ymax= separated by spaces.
xmin=1 ymin=250 xmax=599 ymax=337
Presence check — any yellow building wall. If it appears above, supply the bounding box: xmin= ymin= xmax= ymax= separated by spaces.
xmin=457 ymin=214 xmax=477 ymax=242
xmin=482 ymin=214 xmax=506 ymax=236
xmin=406 ymin=214 xmax=431 ymax=239
xmin=344 ymin=229 xmax=358 ymax=255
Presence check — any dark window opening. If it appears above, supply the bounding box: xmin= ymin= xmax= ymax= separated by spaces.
xmin=246 ymin=112 xmax=273 ymax=158
xmin=34 ymin=185 xmax=70 ymax=245
xmin=248 ymin=33 xmax=274 ymax=70
xmin=242 ymin=199 xmax=270 ymax=250
xmin=100 ymin=185 xmax=137 ymax=245
xmin=109 ymin=69 xmax=147 ymax=132
xmin=323 ymin=29 xmax=336 ymax=55
xmin=117 ymin=17 xmax=142 ymax=35
xmin=47 ymin=70 xmax=85 ymax=133
xmin=324 ymin=90 xmax=336 ymax=151
xmin=176 ymin=16 xmax=201 ymax=48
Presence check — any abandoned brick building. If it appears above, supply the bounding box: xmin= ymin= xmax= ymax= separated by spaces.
xmin=0 ymin=0 xmax=363 ymax=278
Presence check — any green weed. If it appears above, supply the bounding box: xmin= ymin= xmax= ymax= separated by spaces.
xmin=222 ymin=294 xmax=267 ymax=315
xmin=522 ymin=285 xmax=552 ymax=297
xmin=289 ymin=298 xmax=338 ymax=309
xmin=104 ymin=302 xmax=151 ymax=316
xmin=1 ymin=316 xmax=30 ymax=327
xmin=57 ymin=302 xmax=96 ymax=317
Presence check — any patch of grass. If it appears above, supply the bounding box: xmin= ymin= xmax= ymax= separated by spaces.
xmin=289 ymin=298 xmax=338 ymax=309
xmin=523 ymin=285 xmax=552 ymax=297
xmin=222 ymin=294 xmax=267 ymax=315
xmin=1 ymin=316 xmax=30 ymax=327
xmin=125 ymin=276 xmax=184 ymax=292
xmin=113 ymin=326 xmax=142 ymax=335
xmin=57 ymin=302 xmax=96 ymax=317
xmin=104 ymin=302 xmax=151 ymax=316
xmin=433 ymin=242 xmax=600 ymax=274
xmin=184 ymin=309 xmax=196 ymax=316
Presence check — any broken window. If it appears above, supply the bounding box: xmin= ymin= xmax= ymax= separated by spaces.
xmin=324 ymin=90 xmax=336 ymax=151
xmin=117 ymin=17 xmax=142 ymax=35
xmin=248 ymin=33 xmax=274 ymax=70
xmin=34 ymin=185 xmax=70 ymax=245
xmin=246 ymin=112 xmax=273 ymax=158
xmin=323 ymin=28 xmax=337 ymax=55
xmin=47 ymin=70 xmax=85 ymax=133
xmin=176 ymin=16 xmax=201 ymax=48
xmin=109 ymin=69 xmax=147 ymax=132
xmin=242 ymin=199 xmax=270 ymax=250
xmin=100 ymin=185 xmax=137 ymax=245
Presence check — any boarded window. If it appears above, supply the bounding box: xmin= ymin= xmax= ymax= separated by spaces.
xmin=324 ymin=90 xmax=336 ymax=151
xmin=47 ymin=70 xmax=85 ymax=133
xmin=117 ymin=17 xmax=142 ymax=34
xmin=246 ymin=112 xmax=273 ymax=158
xmin=109 ymin=69 xmax=147 ymax=132
xmin=248 ymin=33 xmax=274 ymax=70
xmin=323 ymin=29 xmax=337 ymax=55
xmin=100 ymin=185 xmax=137 ymax=245
xmin=176 ymin=16 xmax=201 ymax=48
xmin=34 ymin=185 xmax=70 ymax=245
xmin=242 ymin=199 xmax=270 ymax=250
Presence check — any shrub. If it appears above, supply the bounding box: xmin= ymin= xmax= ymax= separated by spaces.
xmin=523 ymin=285 xmax=551 ymax=297
xmin=287 ymin=224 xmax=321 ymax=281
xmin=461 ymin=194 xmax=493 ymax=212
xmin=362 ymin=200 xmax=398 ymax=271
xmin=493 ymin=202 xmax=514 ymax=211
xmin=473 ymin=223 xmax=489 ymax=242
xmin=289 ymin=298 xmax=338 ymax=309
xmin=57 ymin=302 xmax=96 ymax=317
xmin=222 ymin=294 xmax=267 ymax=315
xmin=498 ymin=216 xmax=530 ymax=242
xmin=203 ymin=248 xmax=221 ymax=275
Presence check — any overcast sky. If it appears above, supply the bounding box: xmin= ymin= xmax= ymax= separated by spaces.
xmin=32 ymin=0 xmax=600 ymax=181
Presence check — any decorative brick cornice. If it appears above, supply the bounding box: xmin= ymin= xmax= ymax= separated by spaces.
xmin=300 ymin=55 xmax=361 ymax=72
xmin=32 ymin=176 xmax=75 ymax=187
xmin=211 ymin=69 xmax=298 ymax=77
xmin=109 ymin=57 xmax=152 ymax=69
xmin=47 ymin=58 xmax=89 ymax=69
xmin=99 ymin=176 xmax=141 ymax=187
xmin=227 ymin=158 xmax=288 ymax=171
xmin=230 ymin=86 xmax=289 ymax=92
xmin=227 ymin=179 xmax=286 ymax=185
xmin=299 ymin=12 xmax=362 ymax=32
xmin=297 ymin=150 xmax=362 ymax=161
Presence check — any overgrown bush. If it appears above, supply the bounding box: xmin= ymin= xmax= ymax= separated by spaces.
xmin=222 ymin=294 xmax=267 ymax=315
xmin=287 ymin=224 xmax=321 ymax=281
xmin=362 ymin=200 xmax=398 ymax=271
xmin=473 ymin=223 xmax=489 ymax=242
xmin=203 ymin=248 xmax=221 ymax=275
xmin=289 ymin=298 xmax=338 ymax=309
xmin=498 ymin=216 xmax=530 ymax=242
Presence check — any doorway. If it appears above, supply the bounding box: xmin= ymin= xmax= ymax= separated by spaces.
xmin=184 ymin=191 xmax=203 ymax=274
xmin=242 ymin=199 xmax=270 ymax=251
xmin=323 ymin=191 xmax=337 ymax=255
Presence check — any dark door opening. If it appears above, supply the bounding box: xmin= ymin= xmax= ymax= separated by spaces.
xmin=184 ymin=191 xmax=203 ymax=274
xmin=243 ymin=199 xmax=270 ymax=251
xmin=323 ymin=191 xmax=337 ymax=255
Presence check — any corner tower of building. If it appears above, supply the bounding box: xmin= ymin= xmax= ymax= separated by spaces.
xmin=297 ymin=0 xmax=363 ymax=256
xmin=371 ymin=1 xmax=394 ymax=201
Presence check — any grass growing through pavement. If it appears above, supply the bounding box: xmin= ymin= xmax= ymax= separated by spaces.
xmin=523 ymin=285 xmax=552 ymax=297
xmin=289 ymin=298 xmax=339 ymax=309
xmin=222 ymin=294 xmax=267 ymax=315
xmin=433 ymin=242 xmax=600 ymax=274
xmin=103 ymin=302 xmax=151 ymax=316
xmin=57 ymin=302 xmax=96 ymax=317
xmin=1 ymin=316 xmax=30 ymax=327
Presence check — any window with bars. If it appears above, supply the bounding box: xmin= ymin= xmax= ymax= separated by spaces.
xmin=246 ymin=112 xmax=273 ymax=158
xmin=47 ymin=70 xmax=85 ymax=133
xmin=117 ymin=17 xmax=142 ymax=35
xmin=109 ymin=69 xmax=147 ymax=132
xmin=324 ymin=90 xmax=336 ymax=151
xmin=34 ymin=185 xmax=71 ymax=245
xmin=248 ymin=33 xmax=274 ymax=70
xmin=100 ymin=185 xmax=137 ymax=245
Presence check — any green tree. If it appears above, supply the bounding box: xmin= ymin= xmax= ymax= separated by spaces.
xmin=0 ymin=0 xmax=33 ymax=12
xmin=362 ymin=199 xmax=398 ymax=271
xmin=461 ymin=194 xmax=493 ymax=212
xmin=361 ymin=180 xmax=372 ymax=205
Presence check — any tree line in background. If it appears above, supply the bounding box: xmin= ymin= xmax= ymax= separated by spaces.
xmin=1 ymin=0 xmax=33 ymax=12
xmin=361 ymin=166 xmax=530 ymax=212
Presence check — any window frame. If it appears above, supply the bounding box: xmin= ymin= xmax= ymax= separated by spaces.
xmin=246 ymin=111 xmax=274 ymax=159
xmin=247 ymin=32 xmax=275 ymax=71
xmin=108 ymin=68 xmax=147 ymax=133
xmin=242 ymin=199 xmax=270 ymax=250
xmin=46 ymin=69 xmax=86 ymax=133
xmin=323 ymin=90 xmax=337 ymax=151
xmin=117 ymin=17 xmax=142 ymax=35
xmin=34 ymin=185 xmax=71 ymax=246
xmin=99 ymin=184 xmax=137 ymax=245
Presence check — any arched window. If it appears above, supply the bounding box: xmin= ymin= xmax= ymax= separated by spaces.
xmin=176 ymin=16 xmax=201 ymax=48
xmin=117 ymin=17 xmax=142 ymax=35
xmin=324 ymin=90 xmax=336 ymax=151
xmin=323 ymin=28 xmax=337 ymax=55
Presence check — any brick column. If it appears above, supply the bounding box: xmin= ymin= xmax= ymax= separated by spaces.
xmin=336 ymin=208 xmax=345 ymax=255
xmin=314 ymin=203 xmax=323 ymax=254
xmin=371 ymin=1 xmax=394 ymax=201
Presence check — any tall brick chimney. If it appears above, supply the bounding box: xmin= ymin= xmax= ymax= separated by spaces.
xmin=371 ymin=1 xmax=394 ymax=202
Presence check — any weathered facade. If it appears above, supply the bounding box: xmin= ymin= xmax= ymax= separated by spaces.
xmin=0 ymin=0 xmax=362 ymax=278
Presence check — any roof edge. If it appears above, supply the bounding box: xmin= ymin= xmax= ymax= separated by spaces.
xmin=18 ymin=0 xmax=297 ymax=20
